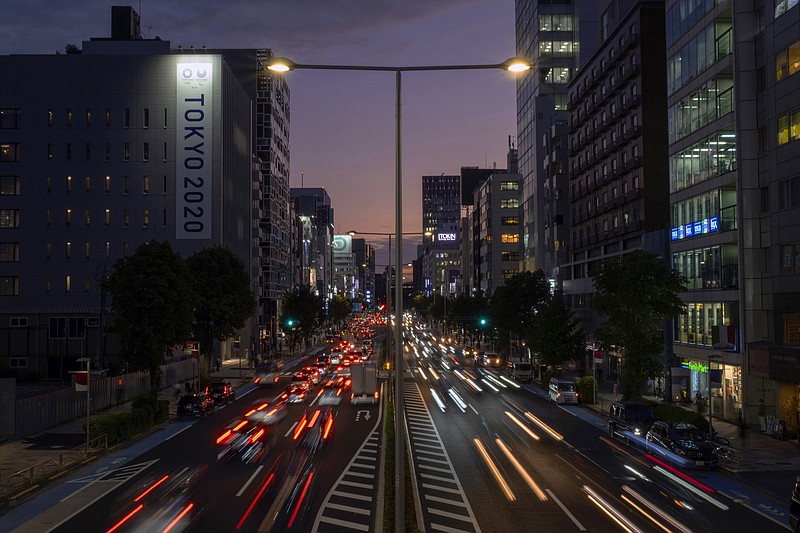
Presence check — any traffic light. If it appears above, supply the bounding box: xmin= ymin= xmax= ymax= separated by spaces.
xmin=479 ymin=317 xmax=487 ymax=327
xmin=287 ymin=319 xmax=294 ymax=327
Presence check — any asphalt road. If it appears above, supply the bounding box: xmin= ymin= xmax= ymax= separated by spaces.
xmin=404 ymin=327 xmax=792 ymax=533
xmin=7 ymin=372 xmax=382 ymax=533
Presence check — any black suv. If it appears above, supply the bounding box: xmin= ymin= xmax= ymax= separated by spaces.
xmin=646 ymin=421 xmax=718 ymax=469
xmin=608 ymin=400 xmax=656 ymax=440
xmin=208 ymin=381 xmax=236 ymax=404
xmin=177 ymin=392 xmax=215 ymax=418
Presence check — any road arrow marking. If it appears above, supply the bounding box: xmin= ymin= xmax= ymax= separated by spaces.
xmin=356 ymin=410 xmax=372 ymax=421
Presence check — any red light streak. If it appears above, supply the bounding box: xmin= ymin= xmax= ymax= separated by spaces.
xmin=644 ymin=454 xmax=716 ymax=493
xmin=233 ymin=420 xmax=248 ymax=432
xmin=162 ymin=502 xmax=194 ymax=533
xmin=257 ymin=403 xmax=269 ymax=411
xmin=308 ymin=410 xmax=321 ymax=428
xmin=245 ymin=409 xmax=257 ymax=417
xmin=216 ymin=430 xmax=232 ymax=444
xmin=105 ymin=504 xmax=144 ymax=532
xmin=293 ymin=418 xmax=308 ymax=440
xmin=134 ymin=474 xmax=169 ymax=502
xmin=323 ymin=416 xmax=333 ymax=440
xmin=236 ymin=473 xmax=275 ymax=529
xmin=252 ymin=428 xmax=265 ymax=442
xmin=287 ymin=472 xmax=314 ymax=528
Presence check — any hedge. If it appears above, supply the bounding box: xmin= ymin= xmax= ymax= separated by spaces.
xmin=89 ymin=392 xmax=169 ymax=446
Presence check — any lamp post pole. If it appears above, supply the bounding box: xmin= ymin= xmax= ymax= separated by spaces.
xmin=268 ymin=57 xmax=530 ymax=532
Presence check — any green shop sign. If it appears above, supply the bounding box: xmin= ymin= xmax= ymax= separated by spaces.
xmin=681 ymin=361 xmax=708 ymax=373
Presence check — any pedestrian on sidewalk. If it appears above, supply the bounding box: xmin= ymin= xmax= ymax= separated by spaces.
xmin=215 ymin=356 xmax=221 ymax=373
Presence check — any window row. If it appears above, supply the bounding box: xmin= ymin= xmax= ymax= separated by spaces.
xmin=666 ymin=0 xmax=717 ymax=48
xmin=667 ymin=22 xmax=732 ymax=96
xmin=1 ymin=143 xmax=21 ymax=162
xmin=46 ymin=141 xmax=167 ymax=162
xmin=47 ymin=107 xmax=164 ymax=129
xmin=46 ymin=174 xmax=165 ymax=194
xmin=499 ymin=181 xmax=519 ymax=191
xmin=777 ymin=176 xmax=800 ymax=209
xmin=776 ymin=40 xmax=800 ymax=81
xmin=0 ymin=176 xmax=20 ymax=195
xmin=0 ymin=109 xmax=21 ymax=129
xmin=538 ymin=13 xmax=573 ymax=32
xmin=671 ymin=188 xmax=737 ymax=229
xmin=777 ymin=109 xmax=800 ymax=145
xmin=785 ymin=313 xmax=800 ymax=346
xmin=670 ymin=132 xmax=736 ymax=193
xmin=668 ymin=77 xmax=734 ymax=143
xmin=45 ymin=207 xmax=165 ymax=228
xmin=672 ymin=245 xmax=739 ymax=291
xmin=538 ymin=41 xmax=578 ymax=57
xmin=673 ymin=301 xmax=735 ymax=347
xmin=780 ymin=243 xmax=800 ymax=274
xmin=775 ymin=0 xmax=799 ymax=19
xmin=0 ymin=242 xmax=19 ymax=261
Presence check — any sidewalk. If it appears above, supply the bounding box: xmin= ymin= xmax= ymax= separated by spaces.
xmin=0 ymin=357 xmax=260 ymax=511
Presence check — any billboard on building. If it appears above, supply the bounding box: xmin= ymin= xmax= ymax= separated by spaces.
xmin=332 ymin=235 xmax=352 ymax=256
xmin=176 ymin=60 xmax=213 ymax=239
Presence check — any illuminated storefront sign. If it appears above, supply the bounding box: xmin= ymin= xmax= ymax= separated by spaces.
xmin=176 ymin=60 xmax=213 ymax=239
xmin=671 ymin=216 xmax=719 ymax=241
xmin=681 ymin=361 xmax=708 ymax=373
xmin=437 ymin=232 xmax=457 ymax=242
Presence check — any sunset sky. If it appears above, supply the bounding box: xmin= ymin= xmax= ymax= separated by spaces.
xmin=1 ymin=0 xmax=519 ymax=264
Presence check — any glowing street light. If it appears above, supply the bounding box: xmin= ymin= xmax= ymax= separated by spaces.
xmin=269 ymin=57 xmax=529 ymax=532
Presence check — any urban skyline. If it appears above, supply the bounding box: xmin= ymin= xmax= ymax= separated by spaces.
xmin=0 ymin=0 xmax=518 ymax=266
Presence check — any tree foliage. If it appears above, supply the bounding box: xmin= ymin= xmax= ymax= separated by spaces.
xmin=526 ymin=297 xmax=585 ymax=367
xmin=104 ymin=241 xmax=196 ymax=388
xmin=592 ymin=250 xmax=687 ymax=399
xmin=280 ymin=285 xmax=323 ymax=353
xmin=327 ymin=294 xmax=352 ymax=325
xmin=488 ymin=270 xmax=549 ymax=350
xmin=186 ymin=246 xmax=255 ymax=377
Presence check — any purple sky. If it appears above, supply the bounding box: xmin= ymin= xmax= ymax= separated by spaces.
xmin=1 ymin=0 xmax=518 ymax=265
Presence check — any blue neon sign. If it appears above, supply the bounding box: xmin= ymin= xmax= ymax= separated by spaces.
xmin=671 ymin=216 xmax=720 ymax=241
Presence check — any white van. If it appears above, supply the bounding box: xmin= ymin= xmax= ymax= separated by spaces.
xmin=549 ymin=378 xmax=578 ymax=404
xmin=510 ymin=362 xmax=533 ymax=382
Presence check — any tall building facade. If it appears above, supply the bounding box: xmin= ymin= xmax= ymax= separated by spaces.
xmin=0 ymin=7 xmax=261 ymax=378
xmin=290 ymin=187 xmax=334 ymax=301
xmin=565 ymin=2 xmax=670 ymax=339
xmin=421 ymin=174 xmax=462 ymax=297
xmin=515 ymin=0 xmax=600 ymax=281
xmin=668 ymin=0 xmax=800 ymax=425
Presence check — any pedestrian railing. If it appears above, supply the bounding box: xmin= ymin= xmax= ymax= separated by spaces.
xmin=0 ymin=434 xmax=107 ymax=504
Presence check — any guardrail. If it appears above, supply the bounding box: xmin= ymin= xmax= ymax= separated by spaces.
xmin=0 ymin=434 xmax=108 ymax=504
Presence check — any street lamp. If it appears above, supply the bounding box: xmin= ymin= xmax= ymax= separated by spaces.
xmin=270 ymin=57 xmax=530 ymax=532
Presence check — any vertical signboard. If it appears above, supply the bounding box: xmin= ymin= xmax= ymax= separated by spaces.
xmin=176 ymin=61 xmax=213 ymax=239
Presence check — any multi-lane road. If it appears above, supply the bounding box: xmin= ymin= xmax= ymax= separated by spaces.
xmin=3 ymin=322 xmax=794 ymax=532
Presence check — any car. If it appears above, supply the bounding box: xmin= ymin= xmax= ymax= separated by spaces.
xmin=645 ymin=421 xmax=718 ymax=469
xmin=607 ymin=400 xmax=656 ymax=439
xmin=293 ymin=407 xmax=335 ymax=453
xmin=254 ymin=360 xmax=285 ymax=386
xmin=207 ymin=380 xmax=236 ymax=404
xmin=549 ymin=378 xmax=578 ymax=404
xmin=245 ymin=401 xmax=288 ymax=425
xmin=282 ymin=384 xmax=308 ymax=404
xmin=177 ymin=392 xmax=215 ymax=418
xmin=318 ymin=380 xmax=344 ymax=406
xmin=216 ymin=418 xmax=277 ymax=463
xmin=330 ymin=353 xmax=341 ymax=365
xmin=302 ymin=366 xmax=321 ymax=385
xmin=791 ymin=475 xmax=800 ymax=532
xmin=291 ymin=372 xmax=313 ymax=389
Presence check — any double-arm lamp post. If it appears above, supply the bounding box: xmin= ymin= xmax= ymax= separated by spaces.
xmin=269 ymin=57 xmax=529 ymax=532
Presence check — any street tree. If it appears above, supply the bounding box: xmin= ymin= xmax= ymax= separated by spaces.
xmin=526 ymin=297 xmax=585 ymax=368
xmin=327 ymin=294 xmax=352 ymax=326
xmin=592 ymin=250 xmax=687 ymax=400
xmin=280 ymin=285 xmax=323 ymax=353
xmin=104 ymin=241 xmax=196 ymax=389
xmin=489 ymin=270 xmax=549 ymax=352
xmin=186 ymin=246 xmax=255 ymax=377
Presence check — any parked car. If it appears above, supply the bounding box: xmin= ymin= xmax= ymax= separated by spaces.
xmin=607 ymin=400 xmax=656 ymax=439
xmin=177 ymin=392 xmax=215 ymax=418
xmin=645 ymin=421 xmax=718 ymax=469
xmin=208 ymin=381 xmax=236 ymax=404
xmin=790 ymin=475 xmax=800 ymax=532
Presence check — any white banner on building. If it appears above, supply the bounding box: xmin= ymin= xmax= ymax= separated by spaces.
xmin=176 ymin=61 xmax=213 ymax=239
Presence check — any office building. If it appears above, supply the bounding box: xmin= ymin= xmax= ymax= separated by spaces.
xmin=290 ymin=187 xmax=334 ymax=300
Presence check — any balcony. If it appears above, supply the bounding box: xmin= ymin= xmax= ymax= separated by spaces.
xmin=622 ymin=156 xmax=642 ymax=171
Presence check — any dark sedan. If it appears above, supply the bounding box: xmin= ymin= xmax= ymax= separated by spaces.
xmin=177 ymin=392 xmax=215 ymax=418
xmin=208 ymin=380 xmax=236 ymax=404
xmin=646 ymin=421 xmax=718 ymax=469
